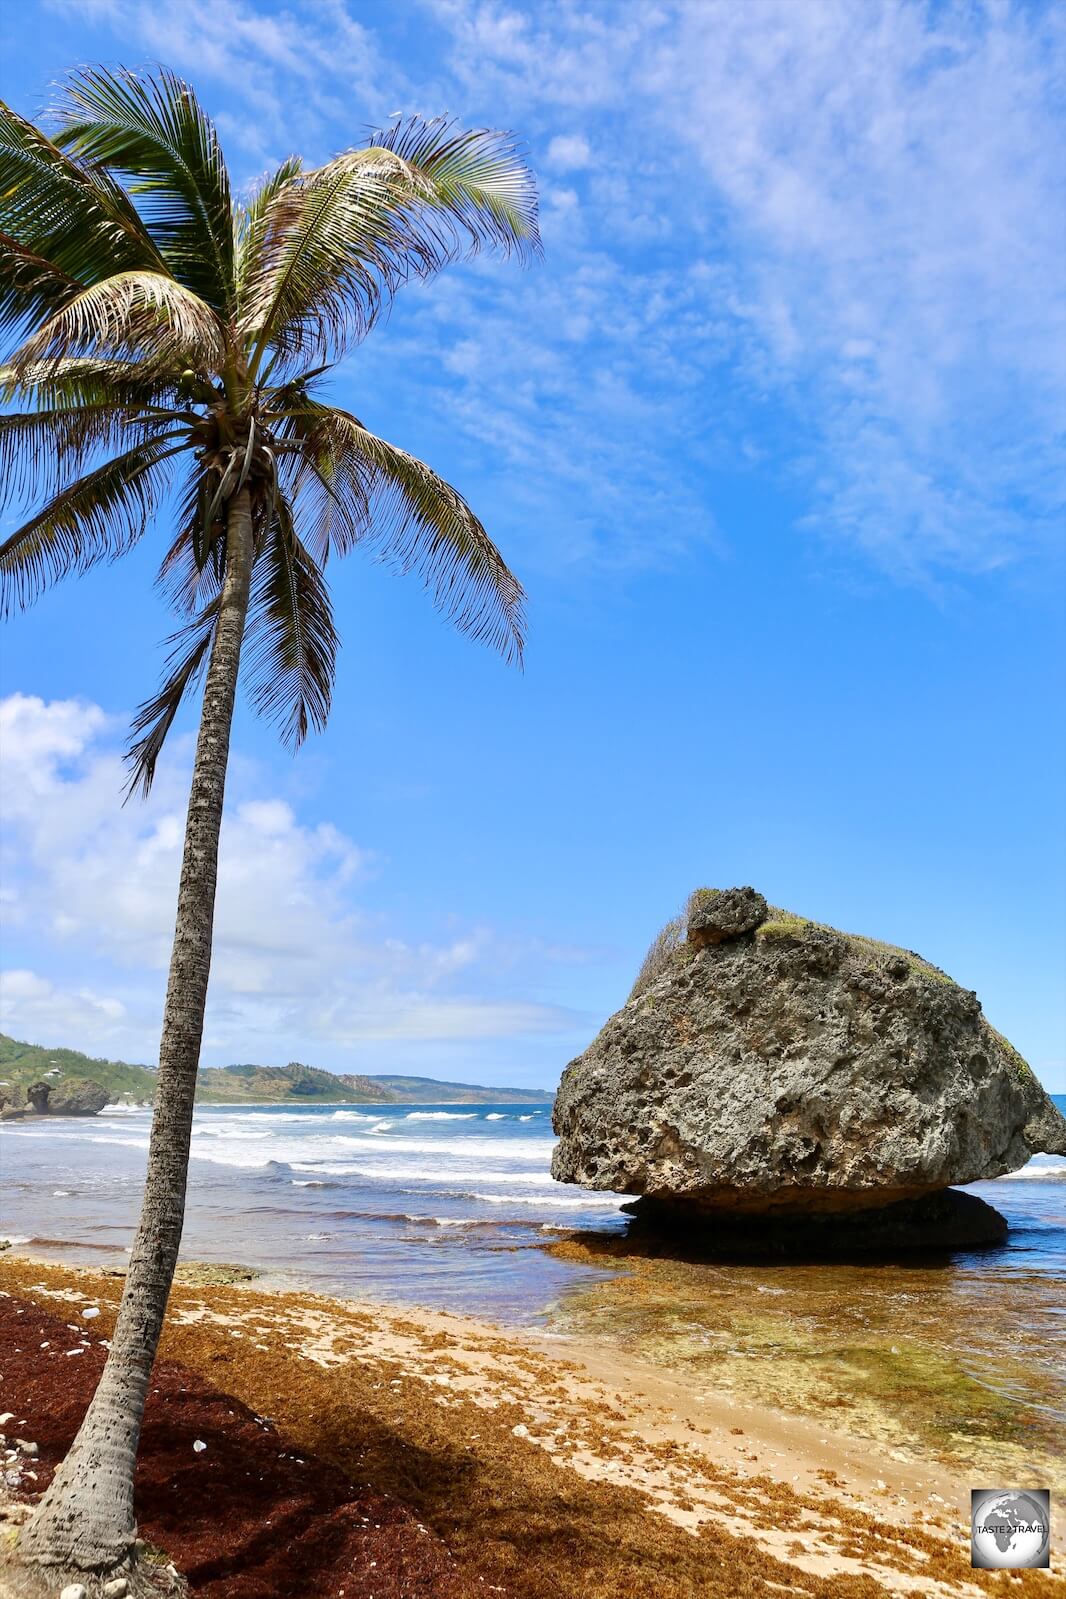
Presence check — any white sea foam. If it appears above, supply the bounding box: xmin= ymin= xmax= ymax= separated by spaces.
xmin=995 ymin=1165 xmax=1066 ymax=1181
xmin=469 ymin=1191 xmax=626 ymax=1210
xmin=289 ymin=1162 xmax=554 ymax=1184
xmin=485 ymin=1113 xmax=506 ymax=1120
xmin=274 ymin=1132 xmax=555 ymax=1159
xmin=403 ymin=1215 xmax=479 ymax=1227
xmin=405 ymin=1112 xmax=477 ymax=1121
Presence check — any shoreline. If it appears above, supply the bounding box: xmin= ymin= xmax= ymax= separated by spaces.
xmin=1 ymin=1250 xmax=1059 ymax=1595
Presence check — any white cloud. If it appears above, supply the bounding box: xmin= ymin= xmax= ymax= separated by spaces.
xmin=0 ymin=695 xmax=583 ymax=1069
xmin=546 ymin=133 xmax=592 ymax=170
xmin=0 ymin=970 xmax=131 ymax=1048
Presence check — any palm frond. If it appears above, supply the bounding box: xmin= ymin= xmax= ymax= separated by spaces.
xmin=372 ymin=117 xmax=540 ymax=261
xmin=0 ymin=435 xmax=185 ymax=615
xmin=54 ymin=67 xmax=235 ymax=315
xmin=124 ymin=597 xmax=219 ymax=798
xmin=0 ymin=232 xmax=82 ymax=336
xmin=234 ymin=155 xmax=303 ymax=304
xmin=156 ymin=463 xmax=229 ymax=615
xmin=282 ymin=403 xmax=525 ymax=662
xmin=0 ymin=404 xmax=179 ymax=512
xmin=238 ymin=153 xmax=395 ymax=370
xmin=12 ymin=270 xmax=225 ymax=374
xmin=239 ymin=122 xmax=537 ymax=371
xmin=0 ymin=98 xmax=164 ymax=337
xmin=244 ymin=497 xmax=337 ymax=747
xmin=272 ymin=398 xmax=366 ymax=565
xmin=0 ymin=355 xmax=190 ymax=411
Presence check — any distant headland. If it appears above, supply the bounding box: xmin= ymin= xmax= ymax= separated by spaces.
xmin=0 ymin=1034 xmax=554 ymax=1112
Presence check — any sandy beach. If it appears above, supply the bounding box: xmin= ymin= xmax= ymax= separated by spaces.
xmin=1 ymin=1251 xmax=1060 ymax=1598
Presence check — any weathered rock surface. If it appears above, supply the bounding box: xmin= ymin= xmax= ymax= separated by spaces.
xmin=0 ymin=1077 xmax=109 ymax=1118
xmin=48 ymin=1078 xmax=109 ymax=1116
xmin=687 ymin=886 xmax=768 ymax=948
xmin=24 ymin=1080 xmax=51 ymax=1114
xmin=552 ymin=889 xmax=1066 ymax=1231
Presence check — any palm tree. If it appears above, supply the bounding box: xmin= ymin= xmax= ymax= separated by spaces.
xmin=0 ymin=66 xmax=537 ymax=1584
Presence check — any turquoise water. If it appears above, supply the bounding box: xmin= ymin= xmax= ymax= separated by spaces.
xmin=1 ymin=1094 xmax=1063 ymax=1321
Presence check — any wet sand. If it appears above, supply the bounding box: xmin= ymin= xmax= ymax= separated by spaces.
xmin=0 ymin=1253 xmax=1060 ymax=1596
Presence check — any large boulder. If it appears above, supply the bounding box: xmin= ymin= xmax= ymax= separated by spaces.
xmin=552 ymin=889 xmax=1066 ymax=1231
xmin=49 ymin=1078 xmax=109 ymax=1116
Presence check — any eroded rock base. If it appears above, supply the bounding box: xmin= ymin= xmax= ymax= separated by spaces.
xmin=621 ymin=1187 xmax=1008 ymax=1258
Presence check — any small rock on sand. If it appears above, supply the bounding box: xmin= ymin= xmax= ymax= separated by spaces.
xmin=59 ymin=1585 xmax=88 ymax=1599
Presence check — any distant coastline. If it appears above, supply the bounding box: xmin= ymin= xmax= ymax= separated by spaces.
xmin=0 ymin=1033 xmax=554 ymax=1109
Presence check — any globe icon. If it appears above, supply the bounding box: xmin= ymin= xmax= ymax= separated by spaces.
xmin=971 ymin=1491 xmax=1050 ymax=1569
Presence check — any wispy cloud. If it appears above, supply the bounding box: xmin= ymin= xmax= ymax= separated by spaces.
xmin=45 ymin=0 xmax=408 ymax=161
xmin=35 ymin=0 xmax=1066 ymax=583
xmin=640 ymin=0 xmax=1066 ymax=573
xmin=419 ymin=0 xmax=1066 ymax=577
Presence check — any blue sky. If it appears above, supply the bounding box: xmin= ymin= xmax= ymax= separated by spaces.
xmin=1 ymin=0 xmax=1064 ymax=1091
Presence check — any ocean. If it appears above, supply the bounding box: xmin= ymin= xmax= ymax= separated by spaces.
xmin=1 ymin=1094 xmax=1064 ymax=1323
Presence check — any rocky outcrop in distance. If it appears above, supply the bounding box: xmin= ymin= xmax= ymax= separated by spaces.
xmin=552 ymin=888 xmax=1066 ymax=1251
xmin=0 ymin=1077 xmax=109 ymax=1120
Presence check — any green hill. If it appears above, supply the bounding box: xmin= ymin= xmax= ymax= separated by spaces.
xmin=196 ymin=1062 xmax=396 ymax=1104
xmin=0 ymin=1036 xmax=553 ymax=1107
xmin=0 ymin=1036 xmax=158 ymax=1103
xmin=357 ymin=1073 xmax=552 ymax=1104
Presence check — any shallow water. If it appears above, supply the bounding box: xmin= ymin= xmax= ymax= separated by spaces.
xmin=0 ymin=1099 xmax=627 ymax=1318
xmin=2 ymin=1093 xmax=1063 ymax=1478
xmin=2 ymin=1097 xmax=1063 ymax=1305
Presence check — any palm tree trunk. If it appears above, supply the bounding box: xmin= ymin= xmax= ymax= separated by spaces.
xmin=20 ymin=490 xmax=255 ymax=1577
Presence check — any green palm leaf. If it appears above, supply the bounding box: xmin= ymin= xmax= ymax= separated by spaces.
xmin=0 ymin=232 xmax=82 ymax=338
xmin=0 ymin=435 xmax=185 ymax=615
xmin=239 ymin=119 xmax=539 ymax=373
xmin=243 ymin=498 xmax=338 ymax=748
xmin=0 ymin=403 xmax=174 ymax=511
xmin=12 ymin=270 xmax=224 ymax=375
xmin=55 ymin=67 xmax=235 ymax=315
xmin=0 ymin=99 xmax=164 ymax=337
xmin=372 ymin=117 xmax=540 ymax=260
xmin=156 ymin=463 xmax=232 ymax=615
xmin=0 ymin=355 xmax=191 ymax=412
xmin=280 ymin=402 xmax=525 ymax=662
xmin=124 ymin=597 xmax=220 ymax=799
xmin=234 ymin=155 xmax=304 ymax=306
